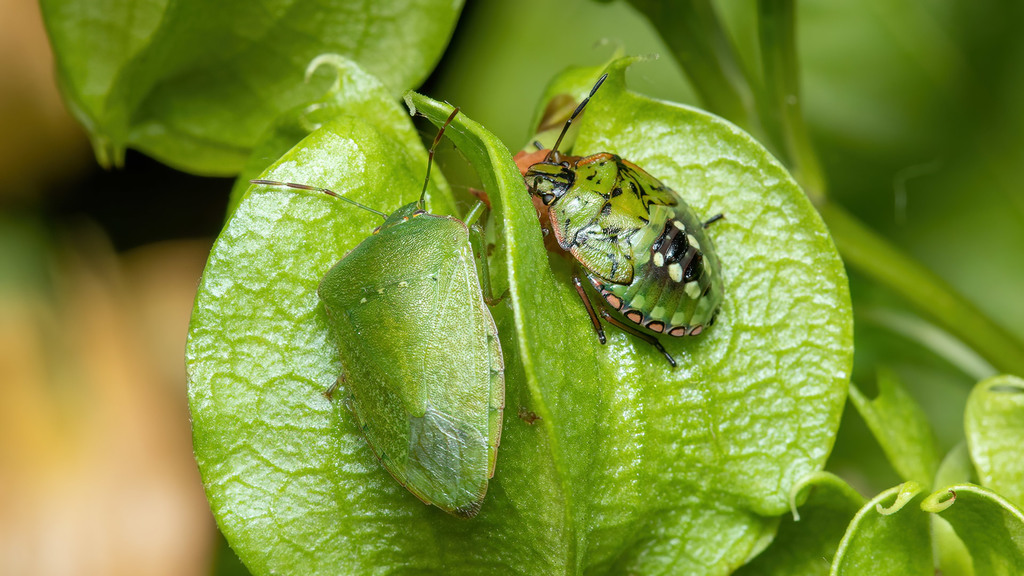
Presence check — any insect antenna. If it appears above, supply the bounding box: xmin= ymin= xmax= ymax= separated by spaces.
xmin=249 ymin=179 xmax=388 ymax=220
xmin=545 ymin=73 xmax=609 ymax=162
xmin=418 ymin=107 xmax=461 ymax=210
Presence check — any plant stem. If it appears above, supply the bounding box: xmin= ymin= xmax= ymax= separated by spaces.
xmin=757 ymin=0 xmax=826 ymax=203
xmin=627 ymin=0 xmax=761 ymax=137
xmin=820 ymin=201 xmax=1024 ymax=377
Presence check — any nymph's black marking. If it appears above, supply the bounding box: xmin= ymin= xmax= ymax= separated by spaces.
xmin=684 ymin=252 xmax=704 ymax=282
xmin=650 ymin=219 xmax=705 ymax=283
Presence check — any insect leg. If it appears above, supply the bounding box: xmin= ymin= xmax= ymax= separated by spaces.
xmin=467 ymin=213 xmax=508 ymax=306
xmin=572 ymin=274 xmax=607 ymax=345
xmin=598 ymin=310 xmax=678 ymax=368
xmin=462 ymin=200 xmax=487 ymax=228
xmin=323 ymin=373 xmax=347 ymax=400
xmin=703 ymin=213 xmax=725 ymax=228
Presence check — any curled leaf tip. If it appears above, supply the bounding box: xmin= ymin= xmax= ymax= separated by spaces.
xmin=787 ymin=478 xmax=815 ymax=522
xmin=921 ymin=488 xmax=957 ymax=513
xmin=789 ymin=504 xmax=801 ymax=522
xmin=876 ymin=482 xmax=922 ymax=515
xmin=403 ymin=93 xmax=419 ymax=117
xmin=305 ymin=54 xmax=350 ymax=86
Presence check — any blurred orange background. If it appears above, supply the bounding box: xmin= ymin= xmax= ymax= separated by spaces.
xmin=0 ymin=1 xmax=221 ymax=573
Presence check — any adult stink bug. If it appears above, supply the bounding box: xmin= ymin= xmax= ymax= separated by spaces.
xmin=516 ymin=74 xmax=724 ymax=367
xmin=252 ymin=109 xmax=504 ymax=519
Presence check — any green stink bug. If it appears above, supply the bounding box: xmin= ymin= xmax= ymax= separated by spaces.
xmin=252 ymin=109 xmax=504 ymax=519
xmin=516 ymin=74 xmax=724 ymax=367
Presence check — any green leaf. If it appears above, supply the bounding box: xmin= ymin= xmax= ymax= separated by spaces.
xmin=188 ymin=114 xmax=459 ymax=575
xmin=923 ymin=484 xmax=1024 ymax=576
xmin=848 ymin=370 xmax=939 ymax=488
xmin=965 ymin=375 xmax=1024 ymax=509
xmin=736 ymin=472 xmax=865 ymax=576
xmin=558 ymin=56 xmax=851 ymax=519
xmin=419 ymin=57 xmax=852 ymax=573
xmin=188 ymin=59 xmax=853 ymax=574
xmin=41 ymin=0 xmax=462 ymax=174
xmin=227 ymin=55 xmax=427 ymax=216
xmin=831 ymin=482 xmax=932 ymax=575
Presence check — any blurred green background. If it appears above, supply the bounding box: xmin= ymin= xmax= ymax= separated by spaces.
xmin=2 ymin=0 xmax=1021 ymax=573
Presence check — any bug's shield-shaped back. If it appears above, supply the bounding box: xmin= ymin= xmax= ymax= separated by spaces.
xmin=552 ymin=154 xmax=679 ymax=286
xmin=318 ymin=210 xmax=503 ymax=518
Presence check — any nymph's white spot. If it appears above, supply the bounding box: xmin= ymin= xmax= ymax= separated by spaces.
xmin=650 ymin=305 xmax=667 ymax=320
xmin=668 ymin=263 xmax=684 ymax=283
xmin=673 ymin=220 xmax=686 ymax=231
xmin=687 ymin=234 xmax=699 ymax=248
xmin=631 ymin=294 xmax=646 ymax=310
xmin=684 ymin=281 xmax=701 ymax=299
xmin=653 ymin=252 xmax=665 ymax=267
xmin=671 ymin=311 xmax=688 ymax=325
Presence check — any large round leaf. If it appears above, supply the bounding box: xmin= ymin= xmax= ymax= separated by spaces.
xmin=440 ymin=60 xmax=853 ymax=573
xmin=188 ymin=61 xmax=852 ymax=575
xmin=187 ymin=112 xmax=459 ymax=575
